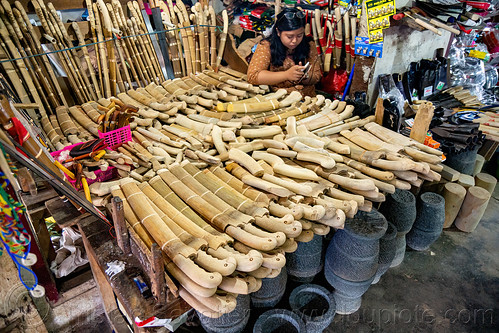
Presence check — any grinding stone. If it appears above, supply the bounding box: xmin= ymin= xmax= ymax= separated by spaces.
xmin=381 ymin=189 xmax=416 ymax=234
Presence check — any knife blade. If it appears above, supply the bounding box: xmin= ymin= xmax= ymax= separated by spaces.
xmin=149 ymin=0 xmax=175 ymax=79
xmin=136 ymin=0 xmax=168 ymax=80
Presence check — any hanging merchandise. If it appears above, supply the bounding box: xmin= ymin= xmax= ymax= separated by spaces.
xmin=354 ymin=36 xmax=383 ymax=57
xmin=0 ymin=149 xmax=39 ymax=291
xmin=365 ymin=0 xmax=395 ymax=43
xmin=233 ymin=4 xmax=275 ymax=33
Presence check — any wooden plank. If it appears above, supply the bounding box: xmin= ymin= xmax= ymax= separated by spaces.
xmin=112 ymin=197 xmax=130 ymax=255
xmin=478 ymin=139 xmax=499 ymax=161
xmin=45 ymin=197 xmax=87 ymax=228
xmin=80 ymin=221 xmax=130 ymax=333
xmin=127 ymin=225 xmax=179 ymax=298
xmin=410 ymin=101 xmax=434 ymax=143
xmin=223 ymin=33 xmax=249 ymax=74
xmin=17 ymin=167 xmax=37 ymax=195
xmin=441 ymin=164 xmax=461 ymax=182
xmin=21 ymin=187 xmax=58 ymax=209
xmin=374 ymin=98 xmax=384 ymax=125
xmin=150 ymin=244 xmax=166 ymax=305
xmin=27 ymin=209 xmax=57 ymax=262
xmin=78 ymin=215 xmax=190 ymax=329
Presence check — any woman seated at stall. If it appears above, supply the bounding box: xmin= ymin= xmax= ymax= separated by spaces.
xmin=247 ymin=7 xmax=322 ymax=97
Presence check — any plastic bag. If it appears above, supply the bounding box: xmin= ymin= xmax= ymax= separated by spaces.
xmin=320 ymin=69 xmax=348 ymax=96
xmin=378 ymin=74 xmax=404 ymax=132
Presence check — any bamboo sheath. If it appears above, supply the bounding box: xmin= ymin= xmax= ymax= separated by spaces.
xmin=168 ymin=163 xmax=254 ymax=225
xmin=112 ymin=187 xmax=220 ymax=299
xmin=120 ymin=179 xmax=223 ymax=288
xmin=184 ymin=163 xmax=268 ymax=218
xmin=157 ymin=169 xmax=278 ymax=251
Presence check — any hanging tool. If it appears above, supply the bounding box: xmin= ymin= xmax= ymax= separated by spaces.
xmin=410 ymin=8 xmax=461 ymax=35
xmin=393 ymin=11 xmax=442 ymax=35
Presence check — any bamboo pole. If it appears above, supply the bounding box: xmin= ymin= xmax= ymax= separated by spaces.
xmin=131 ymin=0 xmax=164 ymax=82
xmin=9 ymin=4 xmax=57 ymax=110
xmin=105 ymin=3 xmax=129 ymax=92
xmin=94 ymin=2 xmax=110 ymax=97
xmin=97 ymin=0 xmax=116 ymax=97
xmin=0 ymin=8 xmax=51 ymax=113
xmin=86 ymin=0 xmax=103 ymax=97
xmin=125 ymin=18 xmax=149 ymax=85
xmin=46 ymin=2 xmax=95 ymax=101
xmin=44 ymin=1 xmax=92 ymax=102
xmin=0 ymin=15 xmax=47 ymax=119
xmin=130 ymin=15 xmax=155 ymax=82
xmin=157 ymin=1 xmax=182 ymax=78
xmin=71 ymin=22 xmax=102 ymax=99
xmin=214 ymin=10 xmax=228 ymax=71
xmin=112 ymin=0 xmax=143 ymax=87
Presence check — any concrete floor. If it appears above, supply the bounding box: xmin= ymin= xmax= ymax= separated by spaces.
xmin=176 ymin=183 xmax=499 ymax=333
xmin=44 ymin=184 xmax=498 ymax=333
xmin=327 ymin=183 xmax=499 ymax=332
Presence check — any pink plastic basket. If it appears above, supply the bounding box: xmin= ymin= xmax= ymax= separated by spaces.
xmin=50 ymin=142 xmax=117 ymax=186
xmin=98 ymin=125 xmax=132 ymax=149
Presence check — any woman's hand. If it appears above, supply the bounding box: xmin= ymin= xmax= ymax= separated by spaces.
xmin=285 ymin=62 xmax=306 ymax=81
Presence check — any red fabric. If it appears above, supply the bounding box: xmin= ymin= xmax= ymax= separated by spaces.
xmin=5 ymin=117 xmax=30 ymax=157
xmin=7 ymin=117 xmax=30 ymax=145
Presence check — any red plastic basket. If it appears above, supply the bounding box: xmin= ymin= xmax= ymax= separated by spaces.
xmin=98 ymin=125 xmax=132 ymax=149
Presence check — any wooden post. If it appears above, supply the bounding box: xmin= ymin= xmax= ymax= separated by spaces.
xmin=374 ymin=98 xmax=384 ymax=125
xmin=457 ymin=174 xmax=475 ymax=189
xmin=150 ymin=243 xmax=166 ymax=305
xmin=410 ymin=101 xmax=434 ymax=143
xmin=454 ymin=186 xmax=491 ymax=232
xmin=474 ymin=173 xmax=497 ymax=194
xmin=473 ymin=154 xmax=485 ymax=176
xmin=442 ymin=183 xmax=467 ymax=228
xmin=112 ymin=196 xmax=130 ymax=255
xmin=441 ymin=164 xmax=460 ymax=182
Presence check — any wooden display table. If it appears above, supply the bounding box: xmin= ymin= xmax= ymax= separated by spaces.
xmin=47 ymin=196 xmax=191 ymax=332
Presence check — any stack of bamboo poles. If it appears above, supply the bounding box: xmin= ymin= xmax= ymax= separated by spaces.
xmin=112 ymin=161 xmax=315 ymax=317
xmin=0 ymin=0 xmax=228 ymax=112
xmin=39 ymin=68 xmax=449 ymax=315
xmin=43 ymin=68 xmax=445 ymax=199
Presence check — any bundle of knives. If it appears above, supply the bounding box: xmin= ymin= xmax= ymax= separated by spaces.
xmin=96 ymin=101 xmax=137 ymax=133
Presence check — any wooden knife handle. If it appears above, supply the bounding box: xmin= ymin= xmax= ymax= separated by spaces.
xmin=429 ymin=18 xmax=460 ymax=35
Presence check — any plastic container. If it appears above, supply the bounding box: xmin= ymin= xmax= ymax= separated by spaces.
xmin=50 ymin=142 xmax=117 ymax=186
xmin=98 ymin=124 xmax=132 ymax=149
